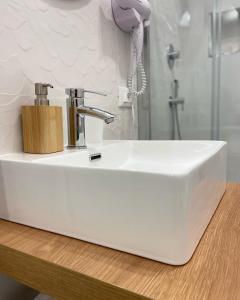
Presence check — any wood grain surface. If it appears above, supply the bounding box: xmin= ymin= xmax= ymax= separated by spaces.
xmin=22 ymin=105 xmax=64 ymax=154
xmin=0 ymin=184 xmax=239 ymax=300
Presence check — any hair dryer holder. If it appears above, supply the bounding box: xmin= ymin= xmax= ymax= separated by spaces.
xmin=111 ymin=0 xmax=142 ymax=33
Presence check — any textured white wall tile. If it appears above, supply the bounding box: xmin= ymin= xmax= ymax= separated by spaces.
xmin=0 ymin=0 xmax=133 ymax=154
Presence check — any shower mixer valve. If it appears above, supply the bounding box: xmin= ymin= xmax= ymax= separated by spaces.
xmin=169 ymin=98 xmax=185 ymax=111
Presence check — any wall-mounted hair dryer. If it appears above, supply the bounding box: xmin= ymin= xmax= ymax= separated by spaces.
xmin=111 ymin=0 xmax=151 ymax=98
xmin=112 ymin=0 xmax=151 ymax=33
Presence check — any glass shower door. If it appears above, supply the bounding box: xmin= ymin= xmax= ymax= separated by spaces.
xmin=217 ymin=0 xmax=240 ymax=181
xmin=139 ymin=0 xmax=240 ymax=181
xmin=148 ymin=0 xmax=214 ymax=141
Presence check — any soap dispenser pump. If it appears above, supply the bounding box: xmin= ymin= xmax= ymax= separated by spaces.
xmin=35 ymin=83 xmax=53 ymax=106
xmin=22 ymin=83 xmax=64 ymax=154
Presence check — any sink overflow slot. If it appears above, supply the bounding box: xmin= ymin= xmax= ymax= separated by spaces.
xmin=89 ymin=153 xmax=102 ymax=161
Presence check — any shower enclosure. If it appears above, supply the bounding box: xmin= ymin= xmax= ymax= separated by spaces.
xmin=138 ymin=0 xmax=240 ymax=182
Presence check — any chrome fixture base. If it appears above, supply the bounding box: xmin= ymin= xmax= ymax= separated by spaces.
xmin=67 ymin=145 xmax=87 ymax=150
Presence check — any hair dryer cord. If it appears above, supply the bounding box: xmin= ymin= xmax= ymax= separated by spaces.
xmin=127 ymin=61 xmax=147 ymax=98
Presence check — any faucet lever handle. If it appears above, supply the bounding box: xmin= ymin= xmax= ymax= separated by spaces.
xmin=84 ymin=90 xmax=107 ymax=97
xmin=65 ymin=88 xmax=107 ymax=98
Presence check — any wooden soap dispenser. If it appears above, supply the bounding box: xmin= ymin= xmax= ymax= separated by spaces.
xmin=22 ymin=83 xmax=64 ymax=154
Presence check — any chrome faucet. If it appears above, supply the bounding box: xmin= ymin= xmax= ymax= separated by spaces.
xmin=65 ymin=88 xmax=115 ymax=149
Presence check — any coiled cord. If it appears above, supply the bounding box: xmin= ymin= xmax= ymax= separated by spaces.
xmin=127 ymin=61 xmax=147 ymax=98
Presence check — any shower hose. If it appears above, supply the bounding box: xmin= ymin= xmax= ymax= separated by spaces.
xmin=171 ymin=104 xmax=182 ymax=140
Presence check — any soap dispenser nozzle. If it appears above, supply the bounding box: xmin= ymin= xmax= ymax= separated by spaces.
xmin=35 ymin=83 xmax=53 ymax=106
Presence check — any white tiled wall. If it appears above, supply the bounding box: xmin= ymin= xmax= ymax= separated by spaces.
xmin=0 ymin=0 xmax=133 ymax=296
xmin=0 ymin=0 xmax=134 ymax=155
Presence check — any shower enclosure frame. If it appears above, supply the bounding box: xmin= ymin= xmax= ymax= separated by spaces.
xmin=211 ymin=0 xmax=222 ymax=141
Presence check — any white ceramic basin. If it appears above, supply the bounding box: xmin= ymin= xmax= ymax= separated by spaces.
xmin=0 ymin=140 xmax=227 ymax=265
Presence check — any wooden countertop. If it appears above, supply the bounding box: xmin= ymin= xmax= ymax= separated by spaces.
xmin=0 ymin=183 xmax=239 ymax=300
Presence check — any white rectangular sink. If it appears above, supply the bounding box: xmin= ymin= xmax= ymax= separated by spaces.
xmin=0 ymin=140 xmax=227 ymax=265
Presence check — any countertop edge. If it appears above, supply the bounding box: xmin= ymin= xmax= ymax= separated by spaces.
xmin=0 ymin=244 xmax=150 ymax=300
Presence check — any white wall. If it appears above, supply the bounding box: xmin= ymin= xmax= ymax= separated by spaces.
xmin=0 ymin=0 xmax=134 ymax=155
xmin=0 ymin=0 xmax=133 ymax=296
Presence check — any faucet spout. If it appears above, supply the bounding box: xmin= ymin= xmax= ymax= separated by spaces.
xmin=77 ymin=106 xmax=115 ymax=124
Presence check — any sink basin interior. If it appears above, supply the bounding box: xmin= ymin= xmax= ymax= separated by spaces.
xmin=21 ymin=140 xmax=227 ymax=175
